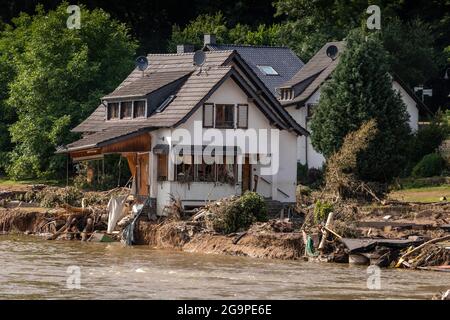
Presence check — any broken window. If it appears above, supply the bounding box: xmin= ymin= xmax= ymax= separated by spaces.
xmin=107 ymin=102 xmax=120 ymax=120
xmin=120 ymin=101 xmax=133 ymax=119
xmin=215 ymin=104 xmax=235 ymax=129
xmin=134 ymin=101 xmax=146 ymax=118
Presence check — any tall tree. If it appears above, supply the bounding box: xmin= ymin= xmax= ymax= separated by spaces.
xmin=310 ymin=29 xmax=412 ymax=182
xmin=4 ymin=3 xmax=137 ymax=179
xmin=169 ymin=13 xmax=283 ymax=51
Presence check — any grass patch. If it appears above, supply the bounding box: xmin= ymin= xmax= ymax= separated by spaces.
xmin=389 ymin=184 xmax=450 ymax=203
xmin=0 ymin=176 xmax=64 ymax=188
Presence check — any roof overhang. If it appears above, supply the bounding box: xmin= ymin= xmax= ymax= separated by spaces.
xmin=57 ymin=127 xmax=154 ymax=157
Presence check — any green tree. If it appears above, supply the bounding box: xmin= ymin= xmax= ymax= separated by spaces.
xmin=310 ymin=29 xmax=412 ymax=182
xmin=169 ymin=13 xmax=283 ymax=51
xmin=4 ymin=3 xmax=137 ymax=179
xmin=381 ymin=18 xmax=442 ymax=87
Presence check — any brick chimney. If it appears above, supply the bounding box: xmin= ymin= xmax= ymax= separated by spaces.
xmin=204 ymin=34 xmax=216 ymax=46
xmin=177 ymin=44 xmax=195 ymax=54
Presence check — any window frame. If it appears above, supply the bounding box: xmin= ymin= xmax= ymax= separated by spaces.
xmin=133 ymin=100 xmax=147 ymax=118
xmin=257 ymin=65 xmax=279 ymax=76
xmin=214 ymin=104 xmax=235 ymax=129
xmin=120 ymin=101 xmax=133 ymax=119
xmin=107 ymin=102 xmax=120 ymax=120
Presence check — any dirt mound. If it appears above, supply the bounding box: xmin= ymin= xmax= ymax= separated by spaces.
xmin=136 ymin=219 xmax=304 ymax=260
xmin=0 ymin=208 xmax=65 ymax=233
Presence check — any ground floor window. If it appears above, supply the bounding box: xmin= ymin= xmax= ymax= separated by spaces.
xmin=174 ymin=155 xmax=237 ymax=184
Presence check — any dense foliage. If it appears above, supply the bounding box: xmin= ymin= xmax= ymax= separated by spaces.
xmin=0 ymin=1 xmax=448 ymax=182
xmin=0 ymin=3 xmax=137 ymax=179
xmin=412 ymin=153 xmax=447 ymax=178
xmin=311 ymin=30 xmax=412 ymax=182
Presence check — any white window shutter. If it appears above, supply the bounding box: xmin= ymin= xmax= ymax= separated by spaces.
xmin=237 ymin=104 xmax=248 ymax=129
xmin=203 ymin=104 xmax=214 ymax=128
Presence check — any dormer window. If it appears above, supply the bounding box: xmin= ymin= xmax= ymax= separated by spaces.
xmin=257 ymin=65 xmax=279 ymax=76
xmin=280 ymin=88 xmax=294 ymax=100
xmin=134 ymin=101 xmax=146 ymax=118
xmin=106 ymin=100 xmax=147 ymax=120
xmin=121 ymin=101 xmax=133 ymax=119
xmin=107 ymin=103 xmax=119 ymax=120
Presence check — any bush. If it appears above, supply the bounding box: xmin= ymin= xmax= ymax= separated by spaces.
xmin=207 ymin=192 xmax=267 ymax=234
xmin=239 ymin=191 xmax=268 ymax=223
xmin=412 ymin=153 xmax=446 ymax=178
xmin=314 ymin=200 xmax=333 ymax=224
xmin=410 ymin=113 xmax=449 ymax=164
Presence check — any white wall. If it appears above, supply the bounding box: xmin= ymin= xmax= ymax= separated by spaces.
xmin=287 ymin=82 xmax=421 ymax=170
xmin=151 ymin=77 xmax=298 ymax=213
xmin=393 ymin=81 xmax=419 ymax=132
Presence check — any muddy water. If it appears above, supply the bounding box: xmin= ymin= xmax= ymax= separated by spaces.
xmin=0 ymin=235 xmax=448 ymax=300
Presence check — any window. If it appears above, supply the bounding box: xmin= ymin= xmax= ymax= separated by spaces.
xmin=307 ymin=103 xmax=318 ymax=119
xmin=215 ymin=104 xmax=235 ymax=129
xmin=121 ymin=101 xmax=132 ymax=119
xmin=196 ymin=161 xmax=216 ymax=182
xmin=157 ymin=154 xmax=168 ymax=181
xmin=237 ymin=104 xmax=248 ymax=129
xmin=203 ymin=104 xmax=214 ymax=128
xmin=175 ymin=155 xmax=194 ymax=182
xmin=216 ymin=156 xmax=237 ymax=184
xmin=107 ymin=103 xmax=120 ymax=120
xmin=174 ymin=154 xmax=237 ymax=184
xmin=134 ymin=101 xmax=146 ymax=118
xmin=257 ymin=65 xmax=279 ymax=76
xmin=280 ymin=89 xmax=293 ymax=100
xmin=156 ymin=95 xmax=175 ymax=113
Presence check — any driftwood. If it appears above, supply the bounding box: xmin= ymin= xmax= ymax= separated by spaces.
xmin=396 ymin=235 xmax=450 ymax=268
xmin=46 ymin=204 xmax=94 ymax=240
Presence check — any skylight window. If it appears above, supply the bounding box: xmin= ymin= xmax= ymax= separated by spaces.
xmin=156 ymin=95 xmax=176 ymax=113
xmin=257 ymin=65 xmax=279 ymax=76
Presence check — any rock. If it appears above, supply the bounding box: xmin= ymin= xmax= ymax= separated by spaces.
xmin=440 ymin=196 xmax=447 ymax=202
xmin=442 ymin=290 xmax=450 ymax=300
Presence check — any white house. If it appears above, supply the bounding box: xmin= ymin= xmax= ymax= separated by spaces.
xmin=61 ymin=47 xmax=307 ymax=215
xmin=278 ymin=41 xmax=431 ymax=168
xmin=60 ymin=36 xmax=430 ymax=214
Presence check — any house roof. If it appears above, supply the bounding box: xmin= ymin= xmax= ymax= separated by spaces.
xmin=206 ymin=44 xmax=304 ymax=97
xmin=71 ymin=49 xmax=307 ymax=137
xmin=280 ymin=41 xmax=345 ymax=106
xmin=102 ymin=70 xmax=192 ymax=99
xmin=280 ymin=41 xmax=431 ymax=115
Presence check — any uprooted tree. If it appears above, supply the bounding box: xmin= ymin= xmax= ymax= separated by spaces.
xmin=325 ymin=119 xmax=382 ymax=200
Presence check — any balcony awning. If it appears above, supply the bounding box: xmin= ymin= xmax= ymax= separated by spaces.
xmin=57 ymin=126 xmax=153 ymax=161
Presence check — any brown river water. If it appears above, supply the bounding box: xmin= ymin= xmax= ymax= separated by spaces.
xmin=0 ymin=235 xmax=449 ymax=300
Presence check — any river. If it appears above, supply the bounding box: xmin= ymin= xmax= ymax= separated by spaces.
xmin=0 ymin=235 xmax=448 ymax=299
